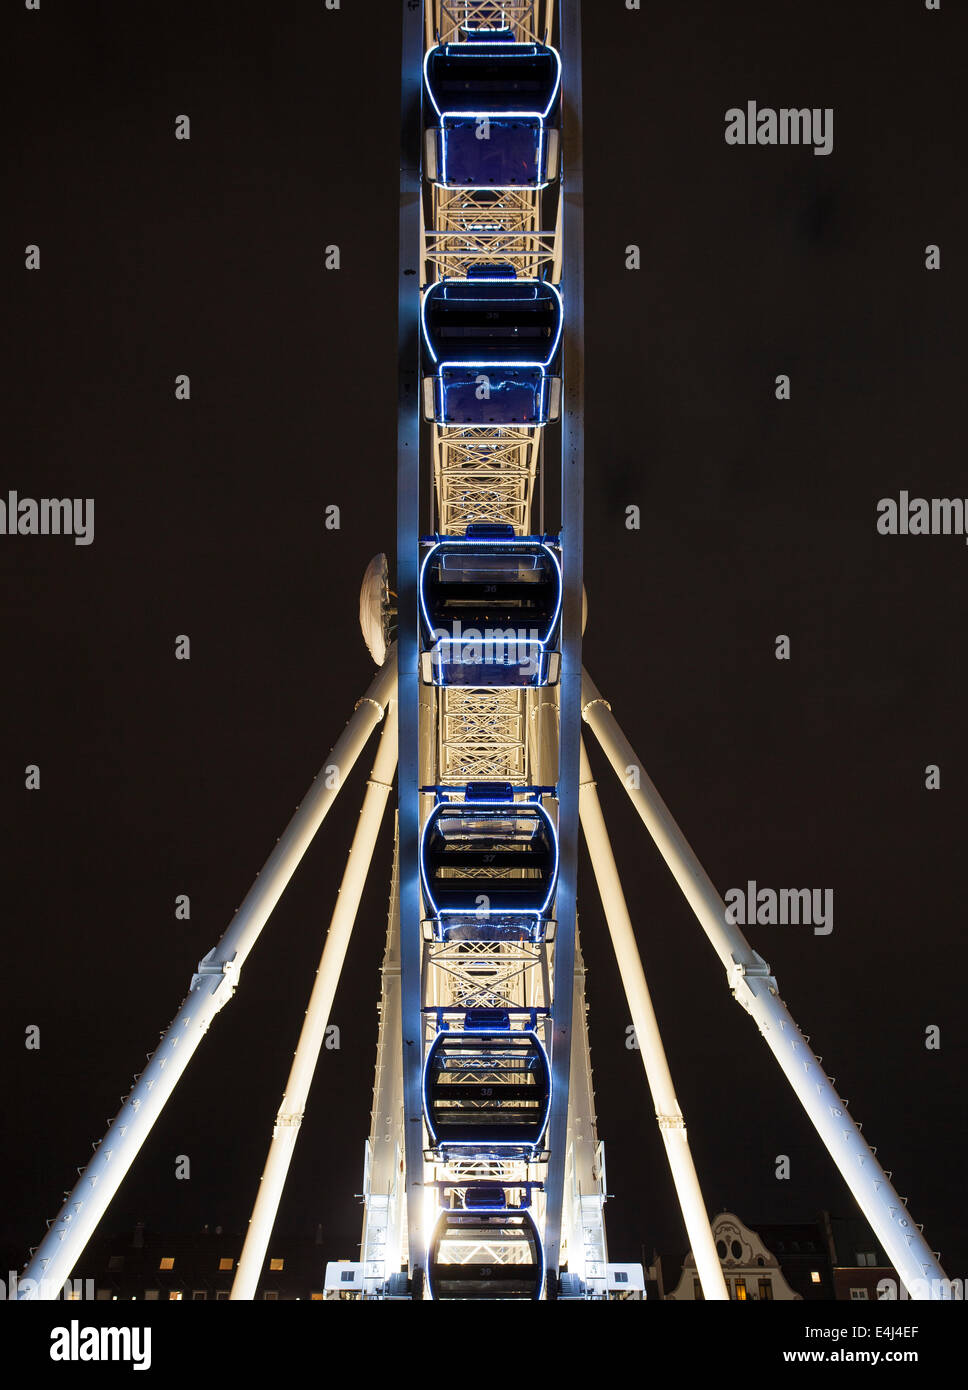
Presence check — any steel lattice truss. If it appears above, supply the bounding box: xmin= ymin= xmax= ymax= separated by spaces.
xmin=427 ymin=187 xmax=558 ymax=281
xmin=438 ymin=688 xmax=530 ymax=783
xmin=427 ymin=940 xmax=547 ymax=1010
xmin=436 ymin=1235 xmax=536 ymax=1266
xmin=425 ymin=228 xmax=558 ymax=280
xmin=361 ymin=0 xmax=610 ymax=1300
xmin=430 ymin=0 xmax=551 ymax=46
xmin=434 ymin=427 xmax=539 ymax=535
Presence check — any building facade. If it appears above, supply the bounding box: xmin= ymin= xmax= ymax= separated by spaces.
xmin=666 ymin=1210 xmax=898 ymax=1301
xmin=72 ymin=1223 xmax=331 ymax=1301
xmin=666 ymin=1212 xmax=803 ymax=1301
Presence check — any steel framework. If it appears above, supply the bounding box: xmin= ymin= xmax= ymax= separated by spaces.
xmin=15 ymin=0 xmax=949 ymax=1305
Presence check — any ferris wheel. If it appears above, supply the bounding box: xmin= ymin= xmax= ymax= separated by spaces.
xmin=17 ymin=1 xmax=949 ymax=1303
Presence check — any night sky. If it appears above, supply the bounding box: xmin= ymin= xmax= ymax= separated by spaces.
xmin=2 ymin=0 xmax=965 ymax=1291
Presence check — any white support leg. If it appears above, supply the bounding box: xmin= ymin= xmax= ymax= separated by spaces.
xmin=579 ymin=738 xmax=728 ymax=1301
xmin=580 ymin=667 xmax=949 ymax=1300
xmin=18 ymin=656 xmax=397 ymax=1300
xmin=360 ymin=821 xmax=406 ymax=1297
xmin=231 ymin=704 xmax=399 ymax=1299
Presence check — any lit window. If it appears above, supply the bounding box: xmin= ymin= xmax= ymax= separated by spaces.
xmin=269 ymin=1258 xmax=284 ymax=1271
xmin=159 ymin=1257 xmax=174 ymax=1271
xmin=65 ymin=1290 xmax=82 ymax=1302
xmin=758 ymin=1278 xmax=773 ymax=1302
xmin=811 ymin=1271 xmax=821 ymax=1284
xmin=734 ymin=1279 xmax=747 ymax=1301
xmin=311 ymin=1292 xmax=324 ymax=1301
xmin=168 ymin=1291 xmax=183 ymax=1301
xmin=218 ymin=1258 xmax=234 ymax=1271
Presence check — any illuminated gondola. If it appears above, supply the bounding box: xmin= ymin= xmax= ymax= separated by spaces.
xmin=420 ymin=783 xmax=557 ymax=941
xmin=423 ymin=1009 xmax=551 ymax=1159
xmin=427 ymin=1184 xmax=544 ymax=1302
xmin=421 ymin=271 xmax=562 ymax=426
xmin=419 ymin=525 xmax=562 ymax=686
xmin=423 ymin=36 xmax=561 ymax=189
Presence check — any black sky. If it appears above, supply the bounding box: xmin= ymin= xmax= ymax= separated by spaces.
xmin=2 ymin=0 xmax=965 ymax=1286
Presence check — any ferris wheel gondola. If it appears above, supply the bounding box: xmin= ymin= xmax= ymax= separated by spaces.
xmin=423 ymin=37 xmax=561 ymax=189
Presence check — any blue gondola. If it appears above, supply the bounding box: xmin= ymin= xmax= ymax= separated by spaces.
xmin=421 ymin=271 xmax=562 ymax=426
xmin=420 ymin=783 xmax=557 ymax=941
xmin=419 ymin=525 xmax=562 ymax=686
xmin=423 ymin=1009 xmax=551 ymax=1159
xmin=427 ymin=1185 xmax=544 ymax=1302
xmin=424 ymin=38 xmax=561 ymax=188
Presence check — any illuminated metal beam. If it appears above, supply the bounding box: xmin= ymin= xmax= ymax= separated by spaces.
xmin=580 ymin=666 xmax=949 ymax=1299
xmin=360 ymin=823 xmax=406 ymax=1295
xmin=232 ymin=705 xmax=399 ymax=1300
xmin=578 ymin=737 xmax=728 ymax=1301
xmin=397 ymin=0 xmax=427 ymax=1289
xmin=18 ymin=656 xmax=397 ymax=1300
xmin=543 ymin=0 xmax=583 ymax=1281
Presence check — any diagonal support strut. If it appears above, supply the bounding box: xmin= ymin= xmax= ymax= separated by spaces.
xmin=579 ymin=736 xmax=728 ymax=1300
xmin=580 ymin=665 xmax=948 ymax=1300
xmin=18 ymin=655 xmax=397 ymax=1300
xmin=232 ymin=700 xmax=399 ymax=1299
